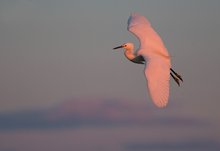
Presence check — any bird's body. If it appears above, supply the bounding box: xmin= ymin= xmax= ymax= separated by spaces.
xmin=114 ymin=13 xmax=182 ymax=108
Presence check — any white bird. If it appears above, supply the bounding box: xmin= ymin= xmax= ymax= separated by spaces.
xmin=113 ymin=13 xmax=182 ymax=108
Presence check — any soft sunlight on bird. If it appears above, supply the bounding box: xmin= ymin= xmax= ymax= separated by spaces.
xmin=113 ymin=13 xmax=183 ymax=108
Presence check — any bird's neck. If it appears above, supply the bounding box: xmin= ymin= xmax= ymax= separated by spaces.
xmin=124 ymin=49 xmax=137 ymax=61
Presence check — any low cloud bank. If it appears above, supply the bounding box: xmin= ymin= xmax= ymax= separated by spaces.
xmin=0 ymin=98 xmax=208 ymax=130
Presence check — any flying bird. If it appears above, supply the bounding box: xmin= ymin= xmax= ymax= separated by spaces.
xmin=113 ymin=13 xmax=182 ymax=108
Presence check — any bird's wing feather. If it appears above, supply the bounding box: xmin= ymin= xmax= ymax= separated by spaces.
xmin=128 ymin=13 xmax=171 ymax=107
xmin=145 ymin=56 xmax=170 ymax=108
xmin=127 ymin=13 xmax=169 ymax=57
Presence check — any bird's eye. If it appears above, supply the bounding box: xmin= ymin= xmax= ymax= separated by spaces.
xmin=124 ymin=45 xmax=127 ymax=47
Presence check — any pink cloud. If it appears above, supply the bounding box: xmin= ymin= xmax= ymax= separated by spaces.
xmin=46 ymin=98 xmax=153 ymax=122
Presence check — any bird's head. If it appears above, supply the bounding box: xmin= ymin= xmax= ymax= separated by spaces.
xmin=113 ymin=42 xmax=134 ymax=51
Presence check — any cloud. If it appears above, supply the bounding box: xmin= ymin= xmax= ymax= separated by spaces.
xmin=0 ymin=98 xmax=209 ymax=130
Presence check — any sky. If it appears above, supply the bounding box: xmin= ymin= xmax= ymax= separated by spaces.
xmin=0 ymin=0 xmax=220 ymax=151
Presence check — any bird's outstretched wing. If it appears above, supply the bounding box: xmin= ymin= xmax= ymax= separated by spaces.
xmin=128 ymin=13 xmax=171 ymax=108
xmin=127 ymin=13 xmax=170 ymax=57
xmin=145 ymin=57 xmax=170 ymax=107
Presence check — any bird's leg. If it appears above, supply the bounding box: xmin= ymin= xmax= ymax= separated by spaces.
xmin=170 ymin=72 xmax=180 ymax=86
xmin=170 ymin=68 xmax=183 ymax=82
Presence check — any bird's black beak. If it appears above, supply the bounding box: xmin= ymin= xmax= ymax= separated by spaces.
xmin=113 ymin=45 xmax=123 ymax=50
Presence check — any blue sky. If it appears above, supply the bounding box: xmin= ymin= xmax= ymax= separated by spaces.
xmin=0 ymin=0 xmax=220 ymax=150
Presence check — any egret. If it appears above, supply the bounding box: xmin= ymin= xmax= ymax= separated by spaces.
xmin=113 ymin=13 xmax=183 ymax=108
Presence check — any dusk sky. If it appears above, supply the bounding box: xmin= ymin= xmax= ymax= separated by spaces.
xmin=0 ymin=0 xmax=220 ymax=151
